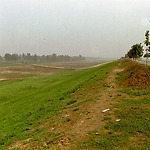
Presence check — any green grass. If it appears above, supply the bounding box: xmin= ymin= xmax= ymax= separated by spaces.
xmin=77 ymin=64 xmax=150 ymax=150
xmin=0 ymin=61 xmax=43 ymax=67
xmin=0 ymin=61 xmax=24 ymax=67
xmin=67 ymin=100 xmax=77 ymax=105
xmin=102 ymin=93 xmax=150 ymax=149
xmin=119 ymin=88 xmax=150 ymax=96
xmin=0 ymin=61 xmax=117 ymax=149
xmin=78 ymin=95 xmax=150 ymax=150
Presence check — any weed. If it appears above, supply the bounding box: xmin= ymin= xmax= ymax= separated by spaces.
xmin=102 ymin=117 xmax=112 ymax=121
xmin=67 ymin=100 xmax=77 ymax=105
xmin=73 ymin=108 xmax=79 ymax=111
xmin=63 ymin=118 xmax=71 ymax=123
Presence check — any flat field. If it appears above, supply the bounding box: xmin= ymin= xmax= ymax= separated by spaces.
xmin=0 ymin=60 xmax=149 ymax=150
xmin=0 ymin=60 xmax=108 ymax=81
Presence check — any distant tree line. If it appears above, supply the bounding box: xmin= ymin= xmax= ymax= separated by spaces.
xmin=0 ymin=53 xmax=85 ymax=63
xmin=125 ymin=29 xmax=150 ymax=64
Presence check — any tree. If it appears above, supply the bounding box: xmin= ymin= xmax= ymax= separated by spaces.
xmin=11 ymin=53 xmax=19 ymax=61
xmin=144 ymin=30 xmax=150 ymax=46
xmin=51 ymin=53 xmax=57 ymax=62
xmin=127 ymin=43 xmax=144 ymax=60
xmin=127 ymin=50 xmax=132 ymax=58
xmin=33 ymin=54 xmax=38 ymax=62
xmin=4 ymin=53 xmax=12 ymax=61
xmin=0 ymin=55 xmax=3 ymax=61
xmin=144 ymin=52 xmax=150 ymax=58
xmin=27 ymin=53 xmax=31 ymax=61
xmin=125 ymin=54 xmax=129 ymax=58
xmin=144 ymin=30 xmax=150 ymax=65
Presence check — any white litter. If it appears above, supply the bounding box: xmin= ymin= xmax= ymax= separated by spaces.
xmin=116 ymin=119 xmax=121 ymax=122
xmin=102 ymin=109 xmax=110 ymax=113
xmin=51 ymin=128 xmax=55 ymax=131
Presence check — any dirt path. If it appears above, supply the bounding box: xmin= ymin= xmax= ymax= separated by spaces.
xmin=76 ymin=61 xmax=113 ymax=70
xmin=31 ymin=61 xmax=113 ymax=70
xmin=46 ymin=66 xmax=121 ymax=150
xmin=32 ymin=64 xmax=65 ymax=69
xmin=9 ymin=63 xmax=121 ymax=150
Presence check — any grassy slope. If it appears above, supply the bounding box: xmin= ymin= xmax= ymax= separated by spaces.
xmin=77 ymin=61 xmax=150 ymax=150
xmin=0 ymin=61 xmax=117 ymax=148
xmin=0 ymin=60 xmax=150 ymax=150
xmin=81 ymin=91 xmax=150 ymax=150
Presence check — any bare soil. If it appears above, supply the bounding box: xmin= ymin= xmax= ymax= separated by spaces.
xmin=0 ymin=65 xmax=64 ymax=81
xmin=121 ymin=60 xmax=150 ymax=88
xmin=0 ymin=61 xmax=110 ymax=81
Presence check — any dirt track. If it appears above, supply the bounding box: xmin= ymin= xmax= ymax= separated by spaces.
xmin=76 ymin=61 xmax=113 ymax=70
xmin=48 ymin=65 xmax=120 ymax=149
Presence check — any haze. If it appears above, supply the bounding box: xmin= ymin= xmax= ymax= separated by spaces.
xmin=0 ymin=0 xmax=150 ymax=58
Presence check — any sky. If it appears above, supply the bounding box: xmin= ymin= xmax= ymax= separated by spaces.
xmin=0 ymin=0 xmax=150 ymax=58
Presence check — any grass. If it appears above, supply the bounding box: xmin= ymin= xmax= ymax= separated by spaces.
xmin=1 ymin=60 xmax=149 ymax=149
xmin=67 ymin=100 xmax=77 ymax=105
xmin=102 ymin=92 xmax=150 ymax=149
xmin=0 ymin=61 xmax=117 ymax=149
xmin=0 ymin=61 xmax=43 ymax=67
xmin=78 ymin=103 xmax=149 ymax=149
xmin=77 ymin=61 xmax=150 ymax=150
xmin=119 ymin=88 xmax=150 ymax=96
xmin=73 ymin=108 xmax=79 ymax=111
xmin=0 ymin=61 xmax=24 ymax=67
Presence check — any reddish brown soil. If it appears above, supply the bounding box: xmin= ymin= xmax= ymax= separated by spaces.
xmin=121 ymin=60 xmax=150 ymax=88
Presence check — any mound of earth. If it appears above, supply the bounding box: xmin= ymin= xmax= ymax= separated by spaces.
xmin=121 ymin=60 xmax=150 ymax=88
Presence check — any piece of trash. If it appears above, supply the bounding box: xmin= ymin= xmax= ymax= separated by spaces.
xmin=145 ymin=118 xmax=150 ymax=120
xmin=102 ymin=109 xmax=110 ymax=113
xmin=79 ymin=120 xmax=84 ymax=126
xmin=65 ymin=114 xmax=70 ymax=117
xmin=51 ymin=128 xmax=55 ymax=131
xmin=79 ymin=113 xmax=82 ymax=116
xmin=95 ymin=132 xmax=99 ymax=135
xmin=116 ymin=119 xmax=121 ymax=122
xmin=44 ymin=142 xmax=47 ymax=147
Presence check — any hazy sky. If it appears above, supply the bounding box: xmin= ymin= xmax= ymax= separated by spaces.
xmin=0 ymin=0 xmax=150 ymax=58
